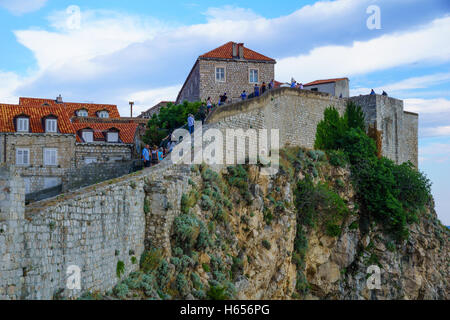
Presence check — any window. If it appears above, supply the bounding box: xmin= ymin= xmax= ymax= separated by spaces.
xmin=44 ymin=148 xmax=58 ymax=166
xmin=98 ymin=111 xmax=109 ymax=118
xmin=16 ymin=148 xmax=30 ymax=166
xmin=84 ymin=157 xmax=97 ymax=165
xmin=17 ymin=117 xmax=29 ymax=132
xmin=215 ymin=67 xmax=225 ymax=82
xmin=311 ymin=88 xmax=318 ymax=92
xmin=44 ymin=177 xmax=60 ymax=189
xmin=107 ymin=131 xmax=119 ymax=143
xmin=82 ymin=130 xmax=93 ymax=143
xmin=249 ymin=69 xmax=258 ymax=83
xmin=45 ymin=118 xmax=57 ymax=133
xmin=77 ymin=109 xmax=88 ymax=117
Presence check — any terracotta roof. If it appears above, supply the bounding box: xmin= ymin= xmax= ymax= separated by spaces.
xmin=19 ymin=97 xmax=121 ymax=118
xmin=0 ymin=104 xmax=75 ymax=134
xmin=199 ymin=42 xmax=275 ymax=62
xmin=72 ymin=123 xmax=138 ymax=144
xmin=303 ymin=78 xmax=349 ymax=86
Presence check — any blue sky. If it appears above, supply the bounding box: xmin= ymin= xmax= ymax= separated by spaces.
xmin=0 ymin=0 xmax=450 ymax=224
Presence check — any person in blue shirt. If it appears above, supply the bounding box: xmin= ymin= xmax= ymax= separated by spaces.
xmin=370 ymin=89 xmax=376 ymax=95
xmin=142 ymin=144 xmax=150 ymax=168
xmin=187 ymin=114 xmax=195 ymax=134
xmin=158 ymin=148 xmax=164 ymax=162
xmin=254 ymin=84 xmax=260 ymax=97
xmin=241 ymin=90 xmax=247 ymax=100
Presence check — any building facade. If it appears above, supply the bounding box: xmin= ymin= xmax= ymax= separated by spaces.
xmin=138 ymin=101 xmax=174 ymax=119
xmin=176 ymin=42 xmax=276 ymax=104
xmin=0 ymin=96 xmax=140 ymax=194
xmin=303 ymin=78 xmax=350 ymax=98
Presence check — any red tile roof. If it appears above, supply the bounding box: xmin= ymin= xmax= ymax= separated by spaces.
xmin=0 ymin=104 xmax=75 ymax=134
xmin=72 ymin=123 xmax=138 ymax=144
xmin=199 ymin=42 xmax=275 ymax=62
xmin=303 ymin=78 xmax=349 ymax=86
xmin=19 ymin=97 xmax=121 ymax=118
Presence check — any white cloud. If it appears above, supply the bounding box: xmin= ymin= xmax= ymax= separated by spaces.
xmin=125 ymin=85 xmax=181 ymax=116
xmin=204 ymin=5 xmax=263 ymax=22
xmin=0 ymin=71 xmax=22 ymax=103
xmin=421 ymin=126 xmax=450 ymax=138
xmin=0 ymin=0 xmax=47 ymax=15
xmin=404 ymin=98 xmax=450 ymax=114
xmin=276 ymin=16 xmax=450 ymax=82
xmin=420 ymin=142 xmax=450 ymax=162
xmin=351 ymin=73 xmax=450 ymax=97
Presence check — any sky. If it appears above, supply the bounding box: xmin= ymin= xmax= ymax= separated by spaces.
xmin=0 ymin=0 xmax=449 ymax=224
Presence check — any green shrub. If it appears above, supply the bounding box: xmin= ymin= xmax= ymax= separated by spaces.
xmin=207 ymin=283 xmax=229 ymax=300
xmin=262 ymin=239 xmax=271 ymax=250
xmin=176 ymin=273 xmax=190 ymax=297
xmin=202 ymin=263 xmax=211 ymax=273
xmin=327 ymin=150 xmax=348 ymax=167
xmin=157 ymin=260 xmax=170 ymax=289
xmin=263 ymin=207 xmax=274 ymax=225
xmin=349 ymin=221 xmax=359 ymax=230
xmin=113 ymin=282 xmax=129 ymax=299
xmin=325 ymin=222 xmax=342 ymax=237
xmin=116 ymin=260 xmax=125 ymax=278
xmin=173 ymin=213 xmax=204 ymax=253
xmin=140 ymin=248 xmax=163 ymax=273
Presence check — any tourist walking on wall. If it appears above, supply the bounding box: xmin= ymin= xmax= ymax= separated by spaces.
xmin=254 ymin=84 xmax=260 ymax=97
xmin=142 ymin=144 xmax=151 ymax=168
xmin=199 ymin=104 xmax=207 ymax=124
xmin=241 ymin=90 xmax=247 ymax=100
xmin=298 ymin=83 xmax=304 ymax=89
xmin=269 ymin=79 xmax=274 ymax=90
xmin=151 ymin=145 xmax=159 ymax=165
xmin=290 ymin=78 xmax=297 ymax=88
xmin=206 ymin=97 xmax=212 ymax=113
xmin=261 ymin=82 xmax=266 ymax=95
xmin=219 ymin=93 xmax=227 ymax=106
xmin=187 ymin=113 xmax=195 ymax=134
xmin=370 ymin=89 xmax=376 ymax=95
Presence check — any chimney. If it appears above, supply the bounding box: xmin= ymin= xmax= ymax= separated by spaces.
xmin=232 ymin=42 xmax=238 ymax=58
xmin=56 ymin=94 xmax=63 ymax=104
xmin=129 ymin=101 xmax=134 ymax=118
xmin=238 ymin=43 xmax=244 ymax=59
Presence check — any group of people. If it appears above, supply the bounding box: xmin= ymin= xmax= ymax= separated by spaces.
xmin=240 ymin=79 xmax=276 ymax=101
xmin=142 ymin=144 xmax=166 ymax=168
xmin=370 ymin=89 xmax=388 ymax=96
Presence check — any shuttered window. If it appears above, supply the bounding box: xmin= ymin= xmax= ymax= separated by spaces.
xmin=44 ymin=148 xmax=58 ymax=166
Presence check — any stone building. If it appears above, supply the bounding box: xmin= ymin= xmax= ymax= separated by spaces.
xmin=176 ymin=42 xmax=276 ymax=104
xmin=303 ymin=78 xmax=350 ymax=98
xmin=138 ymin=101 xmax=174 ymax=119
xmin=0 ymin=96 xmax=140 ymax=194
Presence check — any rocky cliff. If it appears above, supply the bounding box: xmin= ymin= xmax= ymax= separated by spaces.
xmin=89 ymin=147 xmax=448 ymax=300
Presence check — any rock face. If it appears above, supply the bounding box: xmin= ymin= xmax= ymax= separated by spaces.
xmin=100 ymin=151 xmax=448 ymax=301
xmin=171 ymin=162 xmax=448 ymax=300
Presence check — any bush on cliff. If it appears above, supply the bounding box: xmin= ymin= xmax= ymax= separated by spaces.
xmin=315 ymin=102 xmax=432 ymax=240
xmin=143 ymin=100 xmax=203 ymax=146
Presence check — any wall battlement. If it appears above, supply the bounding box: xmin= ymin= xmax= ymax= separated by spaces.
xmin=206 ymin=87 xmax=418 ymax=166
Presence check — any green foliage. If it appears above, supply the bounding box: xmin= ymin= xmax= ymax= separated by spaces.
xmin=262 ymin=239 xmax=271 ymax=250
xmin=156 ymin=260 xmax=170 ymax=289
xmin=173 ymin=213 xmax=206 ymax=254
xmin=140 ymin=248 xmax=163 ymax=273
xmin=327 ymin=150 xmax=348 ymax=167
xmin=143 ymin=100 xmax=203 ymax=146
xmin=202 ymin=263 xmax=211 ymax=273
xmin=344 ymin=101 xmax=366 ymax=131
xmin=263 ymin=207 xmax=274 ymax=225
xmin=349 ymin=221 xmax=359 ymax=230
xmin=314 ymin=106 xmax=347 ymax=150
xmin=176 ymin=273 xmax=190 ymax=297
xmin=113 ymin=282 xmax=129 ymax=299
xmin=206 ymin=283 xmax=229 ymax=300
xmin=116 ymin=260 xmax=125 ymax=278
xmin=325 ymin=222 xmax=342 ymax=237
xmin=315 ymin=104 xmax=432 ymax=240
xmin=314 ymin=102 xmax=367 ymax=151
